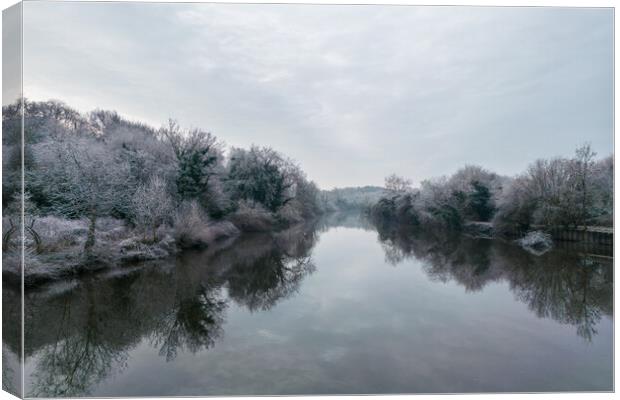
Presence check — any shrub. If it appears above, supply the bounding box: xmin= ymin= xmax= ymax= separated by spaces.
xmin=173 ymin=201 xmax=239 ymax=248
xmin=227 ymin=200 xmax=275 ymax=232
xmin=31 ymin=216 xmax=88 ymax=253
xmin=173 ymin=201 xmax=211 ymax=248
xmin=276 ymin=201 xmax=304 ymax=225
xmin=130 ymin=176 xmax=174 ymax=241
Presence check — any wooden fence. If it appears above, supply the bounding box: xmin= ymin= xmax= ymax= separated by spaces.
xmin=545 ymin=226 xmax=613 ymax=246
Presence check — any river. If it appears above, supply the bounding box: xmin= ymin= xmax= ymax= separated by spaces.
xmin=3 ymin=212 xmax=613 ymax=396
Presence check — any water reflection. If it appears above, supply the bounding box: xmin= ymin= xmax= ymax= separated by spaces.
xmin=20 ymin=223 xmax=318 ymax=397
xmin=374 ymin=221 xmax=613 ymax=341
xmin=2 ymin=283 xmax=22 ymax=396
xmin=151 ymin=280 xmax=226 ymax=362
xmin=15 ymin=213 xmax=613 ymax=396
xmin=221 ymin=226 xmax=317 ymax=312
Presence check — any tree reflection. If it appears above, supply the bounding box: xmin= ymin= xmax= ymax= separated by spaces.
xmin=316 ymin=210 xmax=376 ymax=232
xmin=226 ymin=251 xmax=315 ymax=312
xmin=26 ymin=281 xmax=132 ymax=397
xmin=151 ymin=281 xmax=227 ymax=361
xmin=507 ymin=253 xmax=612 ymax=342
xmin=23 ymin=222 xmax=319 ymax=396
xmin=223 ymin=227 xmax=317 ymax=312
xmin=373 ymin=220 xmax=613 ymax=341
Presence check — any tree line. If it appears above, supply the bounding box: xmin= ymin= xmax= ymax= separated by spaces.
xmin=2 ymin=100 xmax=612 ymax=268
xmin=2 ymin=100 xmax=322 ymax=261
xmin=369 ymin=145 xmax=613 ymax=237
xmin=319 ymin=186 xmax=385 ymax=211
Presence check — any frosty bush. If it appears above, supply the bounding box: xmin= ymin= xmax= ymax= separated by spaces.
xmin=173 ymin=201 xmax=212 ymax=248
xmin=276 ymin=201 xmax=304 ymax=225
xmin=516 ymin=231 xmax=553 ymax=256
xmin=173 ymin=201 xmax=239 ymax=249
xmin=131 ymin=176 xmax=174 ymax=241
xmin=228 ymin=200 xmax=276 ymax=232
xmin=370 ymin=166 xmax=500 ymax=231
xmin=32 ymin=216 xmax=88 ymax=253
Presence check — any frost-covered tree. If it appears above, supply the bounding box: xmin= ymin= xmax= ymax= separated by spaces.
xmin=492 ymin=176 xmax=535 ymax=235
xmin=446 ymin=165 xmax=502 ymax=222
xmin=467 ymin=181 xmax=494 ymax=221
xmin=226 ymin=146 xmax=299 ymax=213
xmin=292 ymin=178 xmax=321 ymax=219
xmin=384 ymin=174 xmax=412 ymax=194
xmin=161 ymin=120 xmax=225 ymax=213
xmin=91 ymin=109 xmax=174 ymax=189
xmin=590 ymin=155 xmax=613 ymax=226
xmin=2 ymin=108 xmax=22 ymax=209
xmin=130 ymin=176 xmax=174 ymax=241
xmin=320 ymin=186 xmax=386 ymax=211
xmin=492 ymin=143 xmax=612 ymax=235
xmin=2 ymin=99 xmax=328 ymax=267
xmin=572 ymin=143 xmax=597 ymax=227
xmin=370 ymin=146 xmax=614 ymax=235
xmin=418 ymin=177 xmax=464 ymax=230
xmin=40 ymin=139 xmax=132 ymax=256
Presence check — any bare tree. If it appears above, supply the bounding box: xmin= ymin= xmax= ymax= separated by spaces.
xmin=130 ymin=176 xmax=174 ymax=242
xmin=572 ymin=143 xmax=596 ymax=228
xmin=384 ymin=174 xmax=412 ymax=194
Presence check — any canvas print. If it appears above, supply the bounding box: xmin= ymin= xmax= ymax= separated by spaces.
xmin=2 ymin=2 xmax=614 ymax=397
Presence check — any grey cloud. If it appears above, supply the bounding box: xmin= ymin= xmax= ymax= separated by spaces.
xmin=21 ymin=3 xmax=613 ymax=188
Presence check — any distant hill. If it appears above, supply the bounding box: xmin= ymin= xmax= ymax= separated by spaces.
xmin=320 ymin=186 xmax=386 ymax=211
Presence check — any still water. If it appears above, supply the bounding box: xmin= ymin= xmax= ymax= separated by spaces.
xmin=7 ymin=213 xmax=614 ymax=396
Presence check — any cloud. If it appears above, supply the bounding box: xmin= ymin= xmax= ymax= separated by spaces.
xmin=21 ymin=3 xmax=613 ymax=189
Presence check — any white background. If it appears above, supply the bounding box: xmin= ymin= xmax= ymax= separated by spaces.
xmin=0 ymin=0 xmax=616 ymax=399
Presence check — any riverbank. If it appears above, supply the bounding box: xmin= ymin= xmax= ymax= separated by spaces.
xmin=2 ymin=213 xmax=318 ymax=288
xmin=368 ymin=210 xmax=613 ymax=257
xmin=463 ymin=221 xmax=613 ymax=251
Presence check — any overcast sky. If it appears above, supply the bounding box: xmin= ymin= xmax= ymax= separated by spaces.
xmin=18 ymin=3 xmax=613 ymax=189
